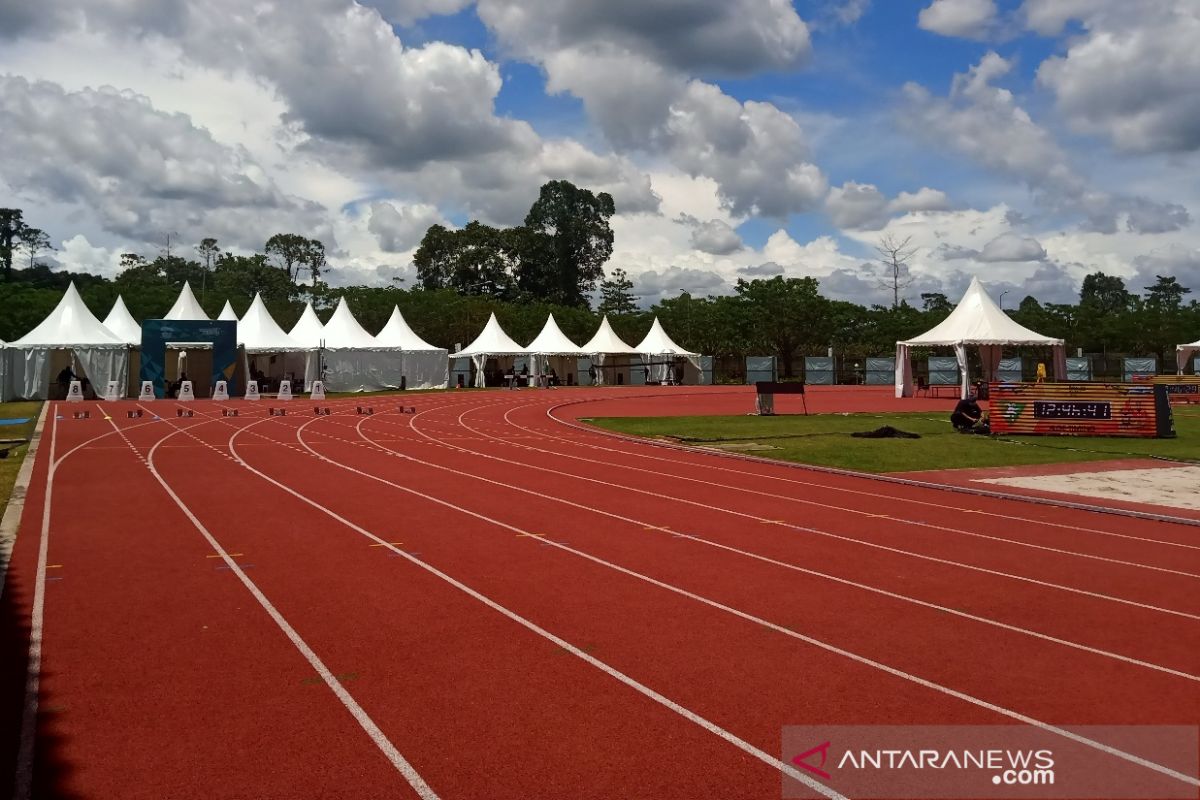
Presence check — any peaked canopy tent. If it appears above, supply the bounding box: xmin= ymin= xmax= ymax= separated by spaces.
xmin=635 ymin=317 xmax=701 ymax=384
xmin=239 ymin=294 xmax=315 ymax=392
xmin=451 ymin=313 xmax=527 ymax=387
xmin=103 ymin=295 xmax=144 ymax=397
xmin=163 ymin=281 xmax=210 ymax=320
xmin=524 ymin=314 xmax=586 ymax=386
xmin=581 ymin=316 xmax=640 ymax=385
xmin=289 ymin=303 xmax=325 ymax=348
xmin=1178 ymin=338 xmax=1200 ymax=373
xmin=896 ymin=276 xmax=1066 ymax=398
xmin=315 ymin=298 xmax=410 ymax=392
xmin=8 ymin=282 xmax=129 ymax=399
xmin=217 ymin=301 xmax=239 ymax=321
xmin=373 ymin=306 xmax=448 ymax=389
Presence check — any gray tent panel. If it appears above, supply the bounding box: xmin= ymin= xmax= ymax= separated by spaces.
xmin=804 ymin=356 xmax=833 ymax=385
xmin=1066 ymin=357 xmax=1091 ymax=381
xmin=928 ymin=356 xmax=960 ymax=385
xmin=865 ymin=357 xmax=894 ymax=385
xmin=1122 ymin=357 xmax=1157 ymax=381
xmin=745 ymin=356 xmax=776 ymax=384
xmin=997 ymin=357 xmax=1022 ymax=383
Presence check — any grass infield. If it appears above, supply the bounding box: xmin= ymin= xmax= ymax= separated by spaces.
xmin=0 ymin=401 xmax=44 ymax=518
xmin=588 ymin=409 xmax=1200 ymax=474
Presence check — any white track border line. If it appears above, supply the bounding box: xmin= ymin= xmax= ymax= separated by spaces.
xmin=160 ymin=403 xmax=849 ymax=800
xmin=124 ymin=406 xmax=440 ymax=800
xmin=452 ymin=403 xmax=1198 ymax=578
xmin=388 ymin=406 xmax=1200 ymax=622
xmin=514 ymin=402 xmax=1200 ymax=553
xmin=274 ymin=409 xmax=1198 ymax=791
xmin=548 ymin=391 xmax=1200 ymax=533
xmin=337 ymin=413 xmax=1199 ymax=683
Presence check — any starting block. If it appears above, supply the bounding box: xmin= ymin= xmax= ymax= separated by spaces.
xmin=176 ymin=408 xmax=195 ymax=418
xmin=356 ymin=406 xmax=374 ymax=415
xmin=222 ymin=409 xmax=239 ymax=418
xmin=400 ymin=406 xmax=416 ymax=414
xmin=127 ymin=410 xmax=144 ymax=419
xmin=270 ymin=408 xmax=287 ymax=417
xmin=72 ymin=410 xmax=91 ymax=419
xmin=314 ymin=407 xmax=331 ymax=416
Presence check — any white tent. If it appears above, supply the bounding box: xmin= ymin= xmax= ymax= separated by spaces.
xmin=1178 ymin=339 xmax=1200 ymax=373
xmin=451 ymin=312 xmax=527 ymax=387
xmin=239 ymin=294 xmax=315 ymax=392
xmin=581 ymin=315 xmax=639 ymax=385
xmin=289 ymin=302 xmax=325 ymax=349
xmin=373 ymin=306 xmax=449 ymax=390
xmin=163 ymin=281 xmax=209 ymax=321
xmin=318 ymin=298 xmax=408 ymax=392
xmin=217 ymin=300 xmax=239 ymax=321
xmin=8 ymin=282 xmax=129 ymax=399
xmin=103 ymin=295 xmax=142 ymax=345
xmin=525 ymin=314 xmax=585 ymax=385
xmin=896 ymin=276 xmax=1066 ymax=398
xmin=635 ymin=317 xmax=700 ymax=384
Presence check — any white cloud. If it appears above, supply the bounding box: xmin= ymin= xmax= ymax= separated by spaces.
xmin=918 ymin=0 xmax=997 ymax=39
xmin=1035 ymin=1 xmax=1200 ymax=154
xmin=367 ymin=202 xmax=446 ymax=252
xmin=890 ymin=187 xmax=951 ymax=214
xmin=826 ymin=182 xmax=889 ymax=230
xmin=900 ymin=52 xmax=1191 ymax=234
xmin=979 ymin=232 xmax=1047 ymax=262
xmin=688 ymin=219 xmax=744 ymax=255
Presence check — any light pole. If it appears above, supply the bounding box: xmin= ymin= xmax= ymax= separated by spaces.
xmin=999 ymin=290 xmax=1009 ymax=310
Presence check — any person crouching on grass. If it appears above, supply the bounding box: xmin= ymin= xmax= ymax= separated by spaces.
xmin=951 ymin=392 xmax=990 ymax=434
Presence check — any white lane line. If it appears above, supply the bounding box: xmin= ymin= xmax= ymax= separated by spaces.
xmin=390 ymin=408 xmax=1200 ymax=621
xmin=537 ymin=401 xmax=1200 ymax=551
xmin=341 ymin=416 xmax=1199 ymax=683
xmin=200 ymin=416 xmax=845 ymax=800
xmin=12 ymin=411 xmax=57 ymax=800
xmin=451 ymin=402 xmax=1200 ymax=578
xmin=118 ymin=410 xmax=440 ymax=800
xmin=282 ymin=412 xmax=1198 ymax=792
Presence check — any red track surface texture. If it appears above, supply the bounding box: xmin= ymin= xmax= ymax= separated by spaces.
xmin=2 ymin=386 xmax=1198 ymax=799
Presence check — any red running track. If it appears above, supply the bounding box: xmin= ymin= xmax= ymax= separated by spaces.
xmin=2 ymin=386 xmax=1198 ymax=799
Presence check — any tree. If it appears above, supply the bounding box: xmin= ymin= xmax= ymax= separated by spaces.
xmin=18 ymin=227 xmax=54 ymax=269
xmin=520 ymin=180 xmax=615 ymax=307
xmin=413 ymin=222 xmax=521 ymax=298
xmin=196 ymin=238 xmax=220 ymax=271
xmin=265 ymin=233 xmax=326 ymax=283
xmin=1079 ymin=272 xmax=1134 ymax=314
xmin=733 ymin=276 xmax=829 ymax=378
xmin=1143 ymin=275 xmax=1191 ymax=310
xmin=597 ymin=268 xmax=637 ymax=314
xmin=0 ymin=208 xmax=30 ymax=280
xmin=875 ymin=234 xmax=917 ymax=308
xmin=920 ymin=292 xmax=952 ymax=314
xmin=212 ymin=253 xmax=296 ymax=305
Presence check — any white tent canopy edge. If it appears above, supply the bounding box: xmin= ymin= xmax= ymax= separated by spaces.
xmin=895 ymin=276 xmax=1066 ymax=399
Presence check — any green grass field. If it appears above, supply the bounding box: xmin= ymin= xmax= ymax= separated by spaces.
xmin=588 ymin=409 xmax=1200 ymax=473
xmin=0 ymin=401 xmax=44 ymax=519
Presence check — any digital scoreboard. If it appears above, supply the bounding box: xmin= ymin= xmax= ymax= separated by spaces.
xmin=989 ymin=382 xmax=1175 ymax=438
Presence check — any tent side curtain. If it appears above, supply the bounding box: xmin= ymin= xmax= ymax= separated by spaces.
xmin=1178 ymin=343 xmax=1200 ymax=374
xmin=320 ymin=348 xmax=449 ymax=392
xmin=8 ymin=346 xmax=130 ymax=400
xmin=895 ymin=341 xmax=1069 ymax=398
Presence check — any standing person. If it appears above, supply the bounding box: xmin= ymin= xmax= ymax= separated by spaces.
xmin=56 ymin=364 xmax=78 ymax=396
xmin=1036 ymin=362 xmax=1047 ymax=383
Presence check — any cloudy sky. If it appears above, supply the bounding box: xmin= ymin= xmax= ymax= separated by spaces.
xmin=2 ymin=0 xmax=1198 ymax=307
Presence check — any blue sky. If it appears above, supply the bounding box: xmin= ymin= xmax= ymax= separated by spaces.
xmin=0 ymin=0 xmax=1197 ymax=307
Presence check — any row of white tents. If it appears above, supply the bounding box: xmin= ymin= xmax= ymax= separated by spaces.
xmin=0 ymin=282 xmax=449 ymax=399
xmin=452 ymin=312 xmax=698 ymax=387
xmin=0 ymin=281 xmax=700 ymax=399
